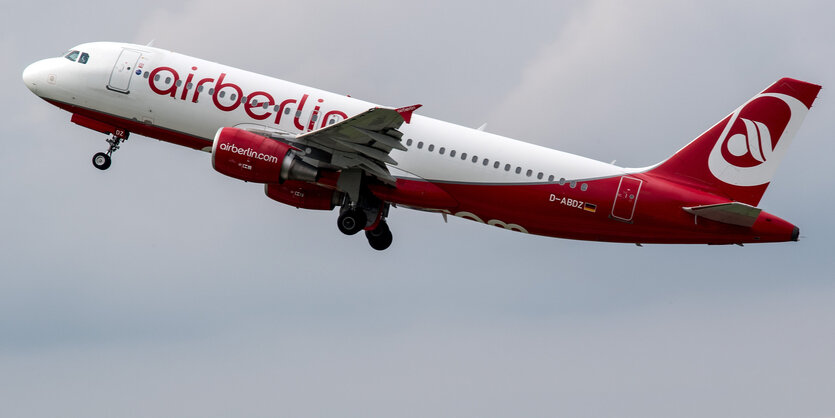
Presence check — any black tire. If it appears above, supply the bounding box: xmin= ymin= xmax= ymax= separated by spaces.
xmin=337 ymin=208 xmax=367 ymax=235
xmin=92 ymin=152 xmax=111 ymax=170
xmin=365 ymin=221 xmax=393 ymax=251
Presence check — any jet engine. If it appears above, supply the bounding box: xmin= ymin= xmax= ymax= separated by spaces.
xmin=211 ymin=127 xmax=317 ymax=183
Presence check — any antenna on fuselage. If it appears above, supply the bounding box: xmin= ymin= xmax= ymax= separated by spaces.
xmin=145 ymin=39 xmax=155 ymax=47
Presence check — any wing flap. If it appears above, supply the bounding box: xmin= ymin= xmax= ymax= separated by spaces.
xmin=294 ymin=104 xmax=420 ymax=183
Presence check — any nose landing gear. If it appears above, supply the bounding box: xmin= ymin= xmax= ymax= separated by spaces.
xmin=92 ymin=152 xmax=111 ymax=170
xmin=92 ymin=130 xmax=129 ymax=170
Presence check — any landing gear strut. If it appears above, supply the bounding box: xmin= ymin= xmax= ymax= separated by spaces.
xmin=92 ymin=131 xmax=128 ymax=170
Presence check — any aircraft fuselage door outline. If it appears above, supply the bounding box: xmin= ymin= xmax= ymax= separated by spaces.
xmin=611 ymin=176 xmax=642 ymax=222
xmin=107 ymin=49 xmax=142 ymax=93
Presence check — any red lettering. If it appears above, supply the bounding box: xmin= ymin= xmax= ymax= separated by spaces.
xmin=244 ymin=91 xmax=275 ymax=120
xmin=191 ymin=77 xmax=214 ymax=103
xmin=274 ymin=98 xmax=297 ymax=125
xmin=321 ymin=110 xmax=348 ymax=128
xmin=307 ymin=98 xmax=324 ymax=131
xmin=148 ymin=66 xmax=179 ymax=97
xmin=212 ymin=73 xmax=243 ymax=112
xmin=293 ymin=94 xmax=309 ymax=130
xmin=180 ymin=69 xmax=195 ymax=101
xmin=152 ymin=65 xmax=351 ymax=132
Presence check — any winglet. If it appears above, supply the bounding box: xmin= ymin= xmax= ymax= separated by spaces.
xmin=395 ymin=104 xmax=422 ymax=124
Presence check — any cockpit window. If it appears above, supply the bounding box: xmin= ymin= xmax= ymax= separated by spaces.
xmin=65 ymin=50 xmax=80 ymax=62
xmin=79 ymin=52 xmax=89 ymax=64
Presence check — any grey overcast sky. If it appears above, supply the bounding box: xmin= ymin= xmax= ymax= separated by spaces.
xmin=3 ymin=1 xmax=835 ymax=417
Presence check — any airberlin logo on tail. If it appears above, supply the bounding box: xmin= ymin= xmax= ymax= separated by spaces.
xmin=707 ymin=93 xmax=808 ymax=186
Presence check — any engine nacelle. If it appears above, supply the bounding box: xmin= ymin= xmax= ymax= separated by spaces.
xmin=212 ymin=127 xmax=317 ymax=183
xmin=265 ymin=181 xmax=341 ymax=211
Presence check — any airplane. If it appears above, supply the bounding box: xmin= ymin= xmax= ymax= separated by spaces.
xmin=22 ymin=42 xmax=820 ymax=250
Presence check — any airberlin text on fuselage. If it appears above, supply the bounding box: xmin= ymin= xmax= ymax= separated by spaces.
xmin=147 ymin=66 xmax=348 ymax=131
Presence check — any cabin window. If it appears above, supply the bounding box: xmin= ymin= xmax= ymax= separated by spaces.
xmin=450 ymin=150 xmax=456 ymax=157
xmin=461 ymin=152 xmax=467 ymax=160
xmin=537 ymin=172 xmax=543 ymax=180
xmin=208 ymin=88 xmax=214 ymax=95
xmin=78 ymin=52 xmax=89 ymax=64
xmin=526 ymin=169 xmax=533 ymax=177
xmin=471 ymin=155 xmax=478 ymax=163
xmin=580 ymin=183 xmax=588 ymax=191
xmin=263 ymin=102 xmax=269 ymax=109
xmin=186 ymin=82 xmax=193 ymax=90
xmin=154 ymin=74 xmax=160 ymax=82
xmin=559 ymin=177 xmax=566 ymax=185
xmin=515 ymin=167 xmax=522 ymax=174
xmin=273 ymin=105 xmax=280 ymax=111
xmin=504 ymin=164 xmax=511 ymax=171
xmin=428 ymin=144 xmax=434 ymax=152
xmin=417 ymin=141 xmax=424 ymax=149
xmin=143 ymin=72 xmax=150 ymax=79
xmin=570 ymin=181 xmax=577 ymax=188
xmin=175 ymin=80 xmax=182 ymax=87
xmin=165 ymin=76 xmax=172 ymax=84
xmin=548 ymin=175 xmax=555 ymax=182
xmin=493 ymin=161 xmax=500 ymax=169
xmin=406 ymin=138 xmax=413 ymax=146
xmin=285 ymin=107 xmax=292 ymax=115
xmin=241 ymin=96 xmax=247 ymax=104
xmin=64 ymin=50 xmax=79 ymax=62
xmin=439 ymin=147 xmax=445 ymax=155
xmin=230 ymin=94 xmax=237 ymax=101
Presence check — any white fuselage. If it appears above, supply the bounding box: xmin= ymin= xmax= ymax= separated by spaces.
xmin=25 ymin=42 xmax=626 ymax=186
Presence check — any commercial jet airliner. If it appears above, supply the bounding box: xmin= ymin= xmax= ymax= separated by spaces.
xmin=22 ymin=42 xmax=820 ymax=250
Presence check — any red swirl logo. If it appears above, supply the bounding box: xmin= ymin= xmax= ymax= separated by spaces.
xmin=719 ymin=96 xmax=791 ymax=168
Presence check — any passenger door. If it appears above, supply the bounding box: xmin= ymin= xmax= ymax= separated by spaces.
xmin=107 ymin=49 xmax=142 ymax=93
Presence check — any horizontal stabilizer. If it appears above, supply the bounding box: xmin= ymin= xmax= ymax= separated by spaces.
xmin=683 ymin=202 xmax=762 ymax=227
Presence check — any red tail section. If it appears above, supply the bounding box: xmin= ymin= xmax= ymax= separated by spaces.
xmin=648 ymin=78 xmax=820 ymax=206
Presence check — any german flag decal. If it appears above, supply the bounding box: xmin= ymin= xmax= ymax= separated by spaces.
xmin=584 ymin=203 xmax=597 ymax=213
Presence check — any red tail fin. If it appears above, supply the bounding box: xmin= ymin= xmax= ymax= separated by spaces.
xmin=648 ymin=78 xmax=820 ymax=206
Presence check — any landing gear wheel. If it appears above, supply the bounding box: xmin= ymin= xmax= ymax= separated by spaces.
xmin=365 ymin=221 xmax=393 ymax=251
xmin=337 ymin=208 xmax=367 ymax=235
xmin=92 ymin=152 xmax=111 ymax=170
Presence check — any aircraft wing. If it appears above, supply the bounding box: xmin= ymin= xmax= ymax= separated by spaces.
xmin=292 ymin=104 xmax=422 ymax=184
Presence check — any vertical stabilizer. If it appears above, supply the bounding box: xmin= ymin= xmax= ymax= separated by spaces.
xmin=648 ymin=78 xmax=820 ymax=206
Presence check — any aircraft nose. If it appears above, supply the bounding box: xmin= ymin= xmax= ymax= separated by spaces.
xmin=22 ymin=60 xmax=49 ymax=93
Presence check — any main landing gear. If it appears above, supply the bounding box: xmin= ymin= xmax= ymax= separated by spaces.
xmin=365 ymin=221 xmax=393 ymax=251
xmin=92 ymin=130 xmax=129 ymax=170
xmin=337 ymin=194 xmax=394 ymax=251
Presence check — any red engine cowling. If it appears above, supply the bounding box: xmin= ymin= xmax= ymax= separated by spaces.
xmin=265 ymin=181 xmax=341 ymax=211
xmin=212 ymin=127 xmax=317 ymax=183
